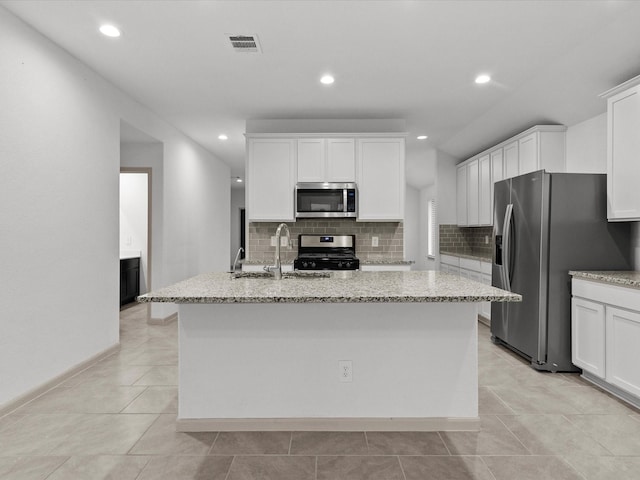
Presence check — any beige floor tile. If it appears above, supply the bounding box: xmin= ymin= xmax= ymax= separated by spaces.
xmin=0 ymin=414 xmax=84 ymax=455
xmin=16 ymin=385 xmax=147 ymax=414
xmin=61 ymin=364 xmax=151 ymax=387
xmin=133 ymin=366 xmax=178 ymax=386
xmin=440 ymin=415 xmax=529 ymax=456
xmin=498 ymin=414 xmax=612 ymax=456
xmin=226 ymin=456 xmax=315 ymax=480
xmin=126 ymin=348 xmax=178 ymax=366
xmin=400 ymin=456 xmax=495 ymax=480
xmin=209 ymin=431 xmax=291 ymax=455
xmin=46 ymin=455 xmax=149 ymax=480
xmin=490 ymin=385 xmax=582 ymax=414
xmin=137 ymin=455 xmax=232 ymax=480
xmin=565 ymin=414 xmax=640 ymax=455
xmin=290 ymin=431 xmax=368 ymax=455
xmin=563 ymin=452 xmax=640 ymax=480
xmin=478 ymin=387 xmax=514 ymax=415
xmin=121 ymin=386 xmax=178 ymax=413
xmin=365 ymin=431 xmax=449 ymax=455
xmin=482 ymin=455 xmax=582 ymax=480
xmin=48 ymin=413 xmax=158 ymax=455
xmin=129 ymin=413 xmax=216 ymax=455
xmin=548 ymin=385 xmax=638 ymax=414
xmin=317 ymin=455 xmax=404 ymax=480
xmin=0 ymin=455 xmax=67 ymax=480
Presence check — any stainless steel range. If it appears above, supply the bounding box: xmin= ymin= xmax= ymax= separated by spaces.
xmin=294 ymin=234 xmax=360 ymax=271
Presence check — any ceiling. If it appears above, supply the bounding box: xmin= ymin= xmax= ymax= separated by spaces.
xmin=4 ymin=0 xmax=640 ymax=189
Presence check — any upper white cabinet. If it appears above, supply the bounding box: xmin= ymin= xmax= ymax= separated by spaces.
xmin=246 ymin=138 xmax=296 ymax=222
xmin=456 ymin=125 xmax=566 ymax=226
xmin=357 ymin=137 xmax=405 ymax=221
xmin=456 ymin=165 xmax=468 ymax=226
xmin=600 ymin=75 xmax=640 ymax=221
xmin=297 ymin=138 xmax=356 ymax=183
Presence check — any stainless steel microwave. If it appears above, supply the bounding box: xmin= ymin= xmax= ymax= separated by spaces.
xmin=295 ymin=183 xmax=357 ymax=218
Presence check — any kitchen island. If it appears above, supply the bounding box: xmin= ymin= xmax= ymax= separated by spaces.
xmin=138 ymin=271 xmax=520 ymax=432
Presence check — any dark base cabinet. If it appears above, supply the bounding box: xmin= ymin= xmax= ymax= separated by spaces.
xmin=120 ymin=257 xmax=140 ymax=306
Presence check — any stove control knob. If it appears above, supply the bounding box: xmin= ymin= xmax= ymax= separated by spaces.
xmin=337 ymin=262 xmax=343 ymax=268
xmin=302 ymin=261 xmax=308 ymax=268
xmin=311 ymin=262 xmax=316 ymax=268
xmin=345 ymin=262 xmax=351 ymax=268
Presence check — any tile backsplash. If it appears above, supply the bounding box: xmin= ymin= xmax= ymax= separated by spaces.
xmin=439 ymin=224 xmax=493 ymax=257
xmin=248 ymin=219 xmax=403 ymax=263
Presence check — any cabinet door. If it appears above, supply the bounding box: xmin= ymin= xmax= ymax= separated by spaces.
xmin=518 ymin=132 xmax=538 ymax=175
xmin=467 ymin=160 xmax=479 ymax=226
xmin=478 ymin=154 xmax=491 ymax=225
xmin=480 ymin=273 xmax=492 ymax=320
xmin=607 ymin=86 xmax=640 ymax=220
xmin=326 ymin=138 xmax=356 ymax=182
xmin=297 ymin=138 xmax=325 ymax=182
xmin=456 ymin=165 xmax=468 ymax=226
xmin=503 ymin=141 xmax=519 ymax=179
xmin=606 ymin=306 xmax=640 ymax=396
xmin=572 ymin=297 xmax=606 ymax=378
xmin=357 ymin=138 xmax=404 ymax=221
xmin=491 ymin=148 xmax=504 ymax=183
xmin=247 ymin=139 xmax=296 ymax=221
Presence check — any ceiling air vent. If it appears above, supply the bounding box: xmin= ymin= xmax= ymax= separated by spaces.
xmin=227 ymin=34 xmax=262 ymax=53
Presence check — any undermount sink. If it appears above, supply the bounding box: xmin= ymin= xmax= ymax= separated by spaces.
xmin=231 ymin=271 xmax=330 ymax=280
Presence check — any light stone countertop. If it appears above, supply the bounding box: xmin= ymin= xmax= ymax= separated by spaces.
xmin=138 ymin=270 xmax=521 ymax=304
xmin=241 ymin=259 xmax=415 ymax=265
xmin=569 ymin=271 xmax=640 ymax=289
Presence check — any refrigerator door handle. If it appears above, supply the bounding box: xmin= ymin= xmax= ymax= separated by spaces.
xmin=502 ymin=203 xmax=514 ymax=291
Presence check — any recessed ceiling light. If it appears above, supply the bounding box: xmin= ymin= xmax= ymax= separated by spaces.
xmin=417 ymin=135 xmax=428 ymax=140
xmin=235 ymin=177 xmax=243 ymax=183
xmin=475 ymin=74 xmax=491 ymax=84
xmin=320 ymin=74 xmax=335 ymax=85
xmin=99 ymin=24 xmax=121 ymax=37
xmin=218 ymin=134 xmax=228 ymax=140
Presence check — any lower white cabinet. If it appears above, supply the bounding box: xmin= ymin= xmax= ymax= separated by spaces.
xmin=440 ymin=254 xmax=491 ymax=321
xmin=571 ymin=297 xmax=606 ymax=379
xmin=360 ymin=264 xmax=411 ymax=272
xmin=606 ymin=306 xmax=640 ymax=398
xmin=571 ymin=277 xmax=640 ymax=406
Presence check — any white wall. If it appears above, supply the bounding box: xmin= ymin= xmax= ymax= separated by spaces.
xmin=230 ymin=188 xmax=245 ymax=267
xmin=404 ymin=185 xmax=419 ymax=268
xmin=0 ymin=7 xmax=230 ymax=409
xmin=566 ymin=113 xmax=607 ymax=173
xmin=119 ymin=173 xmax=149 ymax=293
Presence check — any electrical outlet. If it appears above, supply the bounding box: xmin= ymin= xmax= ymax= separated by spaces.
xmin=372 ymin=236 xmax=379 ymax=247
xmin=338 ymin=360 xmax=353 ymax=382
xmin=270 ymin=236 xmax=277 ymax=247
xmin=281 ymin=236 xmax=288 ymax=247
xmin=485 ymin=235 xmax=489 ymax=244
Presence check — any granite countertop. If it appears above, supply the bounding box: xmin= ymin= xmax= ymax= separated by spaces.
xmin=569 ymin=271 xmax=640 ymax=289
xmin=440 ymin=250 xmax=492 ymax=262
xmin=138 ymin=271 xmax=521 ymax=304
xmin=242 ymin=259 xmax=415 ymax=266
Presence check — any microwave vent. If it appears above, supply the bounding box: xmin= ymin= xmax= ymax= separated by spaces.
xmin=227 ymin=34 xmax=262 ymax=53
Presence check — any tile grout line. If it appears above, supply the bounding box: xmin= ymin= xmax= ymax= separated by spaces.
xmin=494 ymin=414 xmax=533 ymax=455
xmin=207 ymin=431 xmax=221 ymax=455
xmin=396 ymin=454 xmax=408 ymax=480
xmin=436 ymin=431 xmax=452 ymax=456
xmin=560 ymin=413 xmax=616 ymax=456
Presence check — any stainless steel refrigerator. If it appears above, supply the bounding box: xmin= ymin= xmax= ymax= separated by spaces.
xmin=491 ymin=170 xmax=631 ymax=372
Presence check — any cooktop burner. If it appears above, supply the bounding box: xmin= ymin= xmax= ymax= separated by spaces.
xmin=294 ymin=235 xmax=359 ymax=271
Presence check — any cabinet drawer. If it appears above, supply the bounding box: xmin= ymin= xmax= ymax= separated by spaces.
xmin=460 ymin=257 xmax=481 ymax=272
xmin=440 ymin=254 xmax=459 ymax=267
xmin=606 ymin=306 xmax=640 ymax=397
xmin=573 ymin=279 xmax=640 ymax=312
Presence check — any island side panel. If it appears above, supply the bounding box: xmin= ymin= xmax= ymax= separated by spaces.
xmin=177 ymin=302 xmax=478 ymax=431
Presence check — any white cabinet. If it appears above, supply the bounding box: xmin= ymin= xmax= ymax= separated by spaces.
xmin=440 ymin=254 xmax=460 ymax=275
xmin=606 ymin=306 xmax=640 ymax=397
xmin=456 ymin=165 xmax=467 ymax=226
xmin=503 ymin=141 xmax=519 ymax=179
xmin=600 ymin=76 xmax=640 ymax=221
xmin=455 ymin=126 xmax=566 ymax=227
xmin=571 ymin=297 xmax=606 ymax=379
xmin=360 ymin=264 xmax=411 ymax=272
xmin=246 ymin=138 xmax=296 ymax=222
xmin=357 ymin=138 xmax=405 ymax=221
xmin=478 ymin=154 xmax=492 ymax=226
xmin=440 ymin=254 xmax=491 ymax=321
xmin=297 ymin=138 xmax=356 ymax=183
xmin=571 ymin=277 xmax=640 ymax=407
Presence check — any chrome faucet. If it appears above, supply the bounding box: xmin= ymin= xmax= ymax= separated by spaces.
xmin=232 ymin=247 xmax=244 ymax=273
xmin=264 ymin=223 xmax=292 ymax=280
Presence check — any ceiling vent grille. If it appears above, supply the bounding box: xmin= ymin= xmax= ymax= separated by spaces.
xmin=227 ymin=34 xmax=262 ymax=53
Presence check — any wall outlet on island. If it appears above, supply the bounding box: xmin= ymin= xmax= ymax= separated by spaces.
xmin=485 ymin=235 xmax=489 ymax=244
xmin=371 ymin=236 xmax=379 ymax=247
xmin=339 ymin=360 xmax=353 ymax=382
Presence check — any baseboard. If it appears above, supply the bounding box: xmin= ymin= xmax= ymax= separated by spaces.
xmin=478 ymin=314 xmax=490 ymax=327
xmin=582 ymin=371 xmax=640 ymax=410
xmin=148 ymin=312 xmax=178 ymax=326
xmin=176 ymin=416 xmax=480 ymax=432
xmin=0 ymin=343 xmax=120 ymax=418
